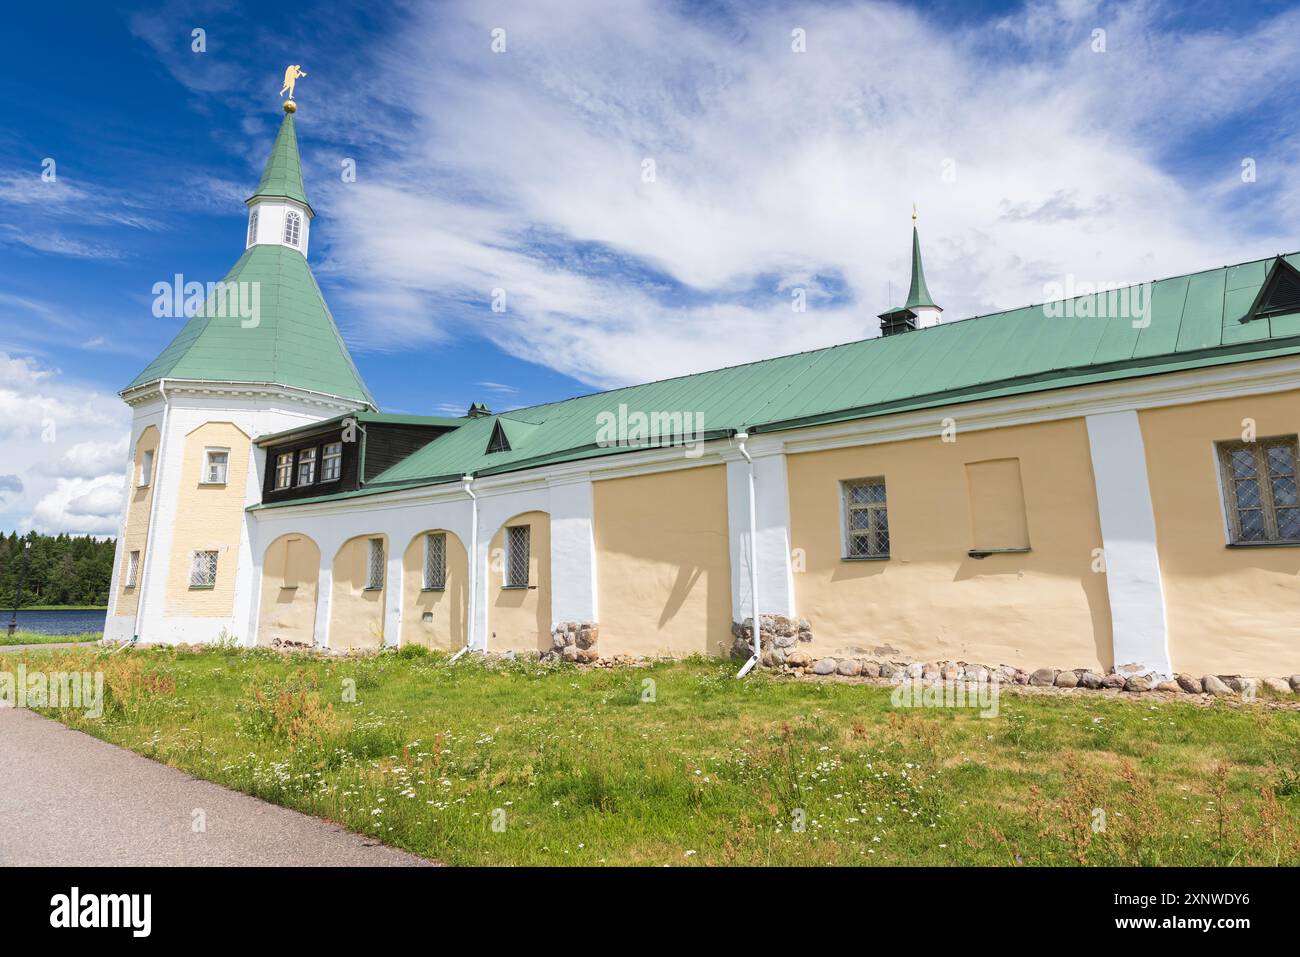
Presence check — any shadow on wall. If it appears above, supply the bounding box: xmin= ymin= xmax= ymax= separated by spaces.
xmin=488 ymin=511 xmax=551 ymax=653
xmin=257 ymin=533 xmax=320 ymax=648
xmin=330 ymin=533 xmax=386 ymax=651
xmin=401 ymin=528 xmax=468 ymax=651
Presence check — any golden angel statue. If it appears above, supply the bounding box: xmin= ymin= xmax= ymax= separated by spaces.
xmin=280 ymin=65 xmax=307 ymax=100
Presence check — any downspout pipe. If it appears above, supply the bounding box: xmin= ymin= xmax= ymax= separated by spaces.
xmin=735 ymin=431 xmax=761 ymax=679
xmin=449 ymin=474 xmax=477 ymax=664
xmin=130 ymin=377 xmax=171 ymax=647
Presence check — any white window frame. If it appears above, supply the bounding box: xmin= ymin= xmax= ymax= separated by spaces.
xmin=841 ymin=477 xmax=890 ymax=559
xmin=423 ymin=532 xmax=446 ymax=591
xmin=125 ymin=550 xmax=140 ymax=588
xmin=138 ymin=448 xmax=154 ymax=488
xmin=297 ymin=447 xmax=317 ymax=485
xmin=321 ymin=442 xmax=342 ymax=482
xmin=504 ymin=525 xmax=530 ymax=588
xmin=284 ymin=210 xmax=301 ymax=247
xmin=202 ymin=447 xmax=230 ymax=486
xmin=246 ymin=207 xmax=259 ymax=247
xmin=275 ymin=452 xmax=294 ymax=490
xmin=365 ymin=537 xmax=385 ymax=591
xmin=190 ymin=550 xmax=219 ymax=588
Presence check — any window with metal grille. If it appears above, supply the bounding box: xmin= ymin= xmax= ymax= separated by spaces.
xmin=203 ymin=448 xmax=229 ymax=485
xmin=275 ymin=452 xmax=293 ymax=489
xmin=505 ymin=525 xmax=530 ymax=587
xmin=842 ymin=478 xmax=890 ymax=558
xmin=284 ymin=210 xmax=301 ymax=247
xmin=246 ymin=208 xmax=259 ymax=247
xmin=125 ymin=550 xmax=140 ymax=588
xmin=1218 ymin=436 xmax=1300 ymax=544
xmin=366 ymin=538 xmax=385 ymax=590
xmin=190 ymin=550 xmax=219 ymax=587
xmin=297 ymin=447 xmax=316 ymax=485
xmin=321 ymin=442 xmax=342 ymax=481
xmin=424 ymin=532 xmax=446 ymax=590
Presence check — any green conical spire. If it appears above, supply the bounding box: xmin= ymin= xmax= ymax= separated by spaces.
xmin=904 ymin=224 xmax=938 ymax=311
xmin=247 ymin=111 xmax=312 ymax=212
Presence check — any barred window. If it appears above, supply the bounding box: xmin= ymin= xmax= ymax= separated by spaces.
xmin=246 ymin=207 xmax=259 ymax=247
xmin=321 ymin=442 xmax=342 ymax=482
xmin=1218 ymin=436 xmax=1300 ymax=544
xmin=275 ymin=452 xmax=293 ymax=489
xmin=203 ymin=448 xmax=229 ymax=485
xmin=842 ymin=478 xmax=890 ymax=558
xmin=297 ymin=447 xmax=317 ymax=485
xmin=366 ymin=538 xmax=385 ymax=590
xmin=125 ymin=550 xmax=140 ymax=588
xmin=284 ymin=210 xmax=301 ymax=247
xmin=505 ymin=525 xmax=530 ymax=588
xmin=424 ymin=532 xmax=446 ymax=590
xmin=190 ymin=550 xmax=219 ymax=587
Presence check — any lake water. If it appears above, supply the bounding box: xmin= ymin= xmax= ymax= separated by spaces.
xmin=5 ymin=609 xmax=107 ymax=635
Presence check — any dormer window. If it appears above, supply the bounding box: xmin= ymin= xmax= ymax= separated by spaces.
xmin=284 ymin=210 xmax=301 ymax=248
xmin=246 ymin=208 xmax=259 ymax=248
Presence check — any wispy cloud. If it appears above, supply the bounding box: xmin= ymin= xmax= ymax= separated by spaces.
xmin=299 ymin=0 xmax=1300 ymax=389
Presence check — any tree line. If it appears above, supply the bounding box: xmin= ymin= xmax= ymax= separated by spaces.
xmin=0 ymin=532 xmax=116 ymax=608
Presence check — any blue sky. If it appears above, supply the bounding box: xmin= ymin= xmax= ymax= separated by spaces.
xmin=2 ymin=0 xmax=1299 ymax=534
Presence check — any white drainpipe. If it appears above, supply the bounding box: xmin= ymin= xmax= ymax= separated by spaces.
xmin=131 ymin=377 xmax=170 ymax=647
xmin=735 ymin=431 xmax=761 ymax=678
xmin=449 ymin=474 xmax=477 ymax=663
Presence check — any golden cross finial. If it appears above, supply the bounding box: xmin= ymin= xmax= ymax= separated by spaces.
xmin=279 ymin=64 xmax=308 ymax=112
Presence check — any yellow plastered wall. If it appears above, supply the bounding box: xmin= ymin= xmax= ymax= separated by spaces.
xmin=787 ymin=418 xmax=1112 ymax=669
xmin=257 ymin=533 xmax=320 ymax=647
xmin=329 ymin=534 xmax=387 ymax=651
xmin=401 ymin=530 xmax=468 ymax=650
xmin=1140 ymin=389 xmax=1300 ymax=676
xmin=593 ymin=465 xmax=732 ymax=657
xmin=488 ymin=512 xmax=551 ymax=652
xmin=117 ymin=425 xmax=160 ymax=617
xmin=165 ymin=422 xmax=250 ymax=618
xmin=965 ymin=458 xmax=1030 ymax=551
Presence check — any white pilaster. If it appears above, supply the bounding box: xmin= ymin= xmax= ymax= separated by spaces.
xmin=548 ymin=478 xmax=598 ymax=625
xmin=725 ymin=445 xmax=796 ymax=624
xmin=1086 ymin=410 xmax=1172 ymax=679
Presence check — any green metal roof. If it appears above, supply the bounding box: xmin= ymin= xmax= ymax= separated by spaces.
xmin=252 ymin=251 xmax=1300 ymax=509
xmin=255 ymin=411 xmax=464 ymax=446
xmin=904 ymin=226 xmax=938 ymax=310
xmin=124 ymin=244 xmax=375 ymax=405
xmin=247 ymin=113 xmax=311 ymax=212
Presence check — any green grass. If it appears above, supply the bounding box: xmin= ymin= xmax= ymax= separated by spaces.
xmin=4 ymin=643 xmax=1298 ymax=866
xmin=0 ymin=631 xmax=101 ymax=646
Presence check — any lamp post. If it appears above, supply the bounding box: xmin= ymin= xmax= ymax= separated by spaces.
xmin=7 ymin=538 xmax=32 ymax=638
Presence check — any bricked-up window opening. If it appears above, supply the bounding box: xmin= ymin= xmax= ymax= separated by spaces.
xmin=275 ymin=452 xmax=293 ymax=489
xmin=125 ymin=550 xmax=140 ymax=588
xmin=321 ymin=442 xmax=342 ymax=482
xmin=190 ymin=550 xmax=219 ymax=587
xmin=505 ymin=525 xmax=530 ymax=588
xmin=1218 ymin=435 xmax=1300 ymax=544
xmin=842 ymin=478 xmax=890 ymax=558
xmin=204 ymin=449 xmax=229 ymax=485
xmin=284 ymin=210 xmax=301 ymax=247
xmin=366 ymin=538 xmax=385 ymax=590
xmin=297 ymin=447 xmax=316 ymax=485
xmin=424 ymin=532 xmax=446 ymax=590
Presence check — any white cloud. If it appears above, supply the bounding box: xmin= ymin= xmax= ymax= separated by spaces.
xmin=310 ymin=0 xmax=1300 ymax=389
xmin=0 ymin=351 xmax=131 ymax=534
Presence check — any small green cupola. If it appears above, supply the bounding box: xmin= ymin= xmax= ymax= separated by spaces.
xmin=880 ymin=206 xmax=943 ymax=336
